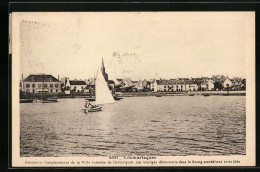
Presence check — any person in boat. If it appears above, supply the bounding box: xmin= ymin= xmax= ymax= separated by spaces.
xmin=86 ymin=102 xmax=96 ymax=108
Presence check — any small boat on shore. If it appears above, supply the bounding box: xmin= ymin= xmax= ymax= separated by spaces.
xmin=113 ymin=92 xmax=123 ymax=100
xmin=20 ymin=99 xmax=34 ymax=103
xmin=114 ymin=96 xmax=123 ymax=100
xmin=189 ymin=94 xmax=195 ymax=96
xmin=203 ymin=94 xmax=210 ymax=96
xmin=223 ymin=94 xmax=230 ymax=96
xmin=86 ymin=97 xmax=95 ymax=101
xmin=86 ymin=95 xmax=123 ymax=101
xmin=155 ymin=94 xmax=162 ymax=97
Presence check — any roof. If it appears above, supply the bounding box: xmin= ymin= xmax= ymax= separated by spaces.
xmin=69 ymin=80 xmax=87 ymax=85
xmin=133 ymin=82 xmax=143 ymax=89
xmin=191 ymin=78 xmax=204 ymax=81
xmin=225 ymin=78 xmax=236 ymax=83
xmin=201 ymin=80 xmax=214 ymax=85
xmin=184 ymin=80 xmax=197 ymax=84
xmin=178 ymin=78 xmax=190 ymax=80
xmin=157 ymin=79 xmax=200 ymax=85
xmin=156 ymin=80 xmax=170 ymax=85
xmin=24 ymin=74 xmax=60 ymax=82
xmin=156 ymin=79 xmax=186 ymax=85
xmin=230 ymin=79 xmax=236 ymax=83
xmin=118 ymin=78 xmax=134 ymax=87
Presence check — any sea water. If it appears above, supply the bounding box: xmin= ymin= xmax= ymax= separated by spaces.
xmin=20 ymin=96 xmax=246 ymax=157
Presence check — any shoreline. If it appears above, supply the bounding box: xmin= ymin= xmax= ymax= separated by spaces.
xmin=122 ymin=91 xmax=246 ymax=97
xmin=20 ymin=91 xmax=246 ymax=99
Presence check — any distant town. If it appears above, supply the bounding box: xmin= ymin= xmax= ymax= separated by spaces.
xmin=20 ymin=61 xmax=246 ymax=96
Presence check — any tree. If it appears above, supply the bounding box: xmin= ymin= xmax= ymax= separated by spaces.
xmin=233 ymin=77 xmax=242 ymax=83
xmin=214 ymin=81 xmax=224 ymax=91
xmin=212 ymin=75 xmax=226 ymax=82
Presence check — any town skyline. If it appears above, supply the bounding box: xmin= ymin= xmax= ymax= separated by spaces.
xmin=18 ymin=12 xmax=252 ymax=80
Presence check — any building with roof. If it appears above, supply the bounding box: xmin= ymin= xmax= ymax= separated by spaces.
xmin=150 ymin=79 xmax=158 ymax=92
xmin=133 ymin=80 xmax=143 ymax=92
xmin=223 ymin=78 xmax=235 ymax=89
xmin=116 ymin=78 xmax=135 ymax=92
xmin=157 ymin=79 xmax=186 ymax=92
xmin=69 ymin=80 xmax=87 ymax=92
xmin=184 ymin=80 xmax=198 ymax=91
xmin=201 ymin=80 xmax=215 ymax=91
xmin=23 ymin=74 xmax=61 ymax=93
xmin=178 ymin=78 xmax=190 ymax=81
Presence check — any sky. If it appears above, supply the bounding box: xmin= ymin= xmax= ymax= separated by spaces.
xmin=17 ymin=12 xmax=254 ymax=80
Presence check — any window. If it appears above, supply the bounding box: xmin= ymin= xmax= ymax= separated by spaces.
xmin=38 ymin=84 xmax=41 ymax=87
xmin=50 ymin=84 xmax=53 ymax=87
xmin=50 ymin=89 xmax=52 ymax=92
xmin=44 ymin=84 xmax=47 ymax=87
xmin=33 ymin=89 xmax=35 ymax=93
xmin=164 ymin=86 xmax=166 ymax=88
xmin=56 ymin=89 xmax=58 ymax=92
xmin=32 ymin=84 xmax=35 ymax=88
xmin=55 ymin=84 xmax=59 ymax=88
xmin=26 ymin=84 xmax=30 ymax=88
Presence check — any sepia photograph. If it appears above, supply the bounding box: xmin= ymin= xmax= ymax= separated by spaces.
xmin=11 ymin=12 xmax=255 ymax=167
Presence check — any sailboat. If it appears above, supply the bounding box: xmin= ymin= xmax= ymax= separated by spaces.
xmin=83 ymin=64 xmax=115 ymax=113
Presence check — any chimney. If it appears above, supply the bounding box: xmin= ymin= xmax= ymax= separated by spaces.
xmin=58 ymin=75 xmax=59 ymax=81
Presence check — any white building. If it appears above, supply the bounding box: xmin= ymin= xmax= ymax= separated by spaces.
xmin=201 ymin=80 xmax=215 ymax=91
xmin=156 ymin=79 xmax=186 ymax=92
xmin=69 ymin=80 xmax=87 ymax=92
xmin=150 ymin=79 xmax=158 ymax=92
xmin=185 ymin=81 xmax=198 ymax=91
xmin=223 ymin=78 xmax=235 ymax=88
xmin=22 ymin=74 xmax=62 ymax=93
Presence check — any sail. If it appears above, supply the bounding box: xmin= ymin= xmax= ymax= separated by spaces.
xmin=95 ymin=68 xmax=115 ymax=105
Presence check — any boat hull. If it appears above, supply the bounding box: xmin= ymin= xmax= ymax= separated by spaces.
xmin=86 ymin=97 xmax=95 ymax=101
xmin=83 ymin=106 xmax=102 ymax=113
xmin=87 ymin=97 xmax=123 ymax=101
xmin=20 ymin=99 xmax=34 ymax=103
xmin=114 ymin=96 xmax=123 ymax=100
